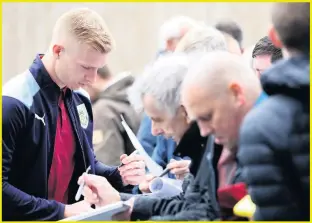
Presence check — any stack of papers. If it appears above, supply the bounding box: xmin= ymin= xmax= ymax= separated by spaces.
xmin=148 ymin=177 xmax=183 ymax=198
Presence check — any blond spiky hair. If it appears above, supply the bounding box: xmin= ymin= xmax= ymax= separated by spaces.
xmin=52 ymin=8 xmax=115 ymax=53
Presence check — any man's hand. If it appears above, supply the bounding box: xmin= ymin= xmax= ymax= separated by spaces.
xmin=112 ymin=197 xmax=135 ymax=221
xmin=64 ymin=200 xmax=93 ymax=218
xmin=118 ymin=154 xmax=146 ymax=185
xmin=166 ymin=159 xmax=191 ymax=180
xmin=78 ymin=174 xmax=121 ymax=207
xmin=138 ymin=174 xmax=156 ymax=193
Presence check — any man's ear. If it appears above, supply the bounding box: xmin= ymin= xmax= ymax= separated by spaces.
xmin=52 ymin=45 xmax=64 ymax=59
xmin=268 ymin=25 xmax=283 ymax=49
xmin=228 ymin=82 xmax=245 ymax=107
xmin=180 ymin=105 xmax=192 ymax=124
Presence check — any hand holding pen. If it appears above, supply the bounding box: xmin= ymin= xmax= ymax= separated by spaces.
xmin=118 ymin=151 xmax=146 ymax=185
xmin=75 ymin=166 xmax=91 ymax=201
xmin=159 ymin=157 xmax=192 ymax=180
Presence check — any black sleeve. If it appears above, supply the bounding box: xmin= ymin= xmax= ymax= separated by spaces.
xmin=94 ymin=162 xmax=133 ymax=193
xmin=131 ymin=178 xmax=218 ymax=221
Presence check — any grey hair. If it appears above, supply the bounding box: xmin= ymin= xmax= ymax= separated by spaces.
xmin=128 ymin=53 xmax=189 ymax=116
xmin=175 ymin=26 xmax=227 ymax=54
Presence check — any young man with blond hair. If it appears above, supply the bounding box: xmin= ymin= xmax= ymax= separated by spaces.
xmin=2 ymin=8 xmax=145 ymax=221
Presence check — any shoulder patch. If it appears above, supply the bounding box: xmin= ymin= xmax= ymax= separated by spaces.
xmin=74 ymin=88 xmax=90 ymax=101
xmin=3 ymin=70 xmax=40 ymax=109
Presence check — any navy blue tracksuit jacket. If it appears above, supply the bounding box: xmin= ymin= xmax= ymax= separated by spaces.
xmin=2 ymin=55 xmax=129 ymax=220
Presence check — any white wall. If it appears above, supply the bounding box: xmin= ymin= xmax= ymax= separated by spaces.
xmin=2 ymin=2 xmax=273 ymax=83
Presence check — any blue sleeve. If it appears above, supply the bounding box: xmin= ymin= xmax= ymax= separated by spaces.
xmin=151 ymin=137 xmax=176 ymax=179
xmin=2 ymin=97 xmax=65 ymax=221
xmin=136 ymin=114 xmax=156 ymax=156
xmin=151 ymin=136 xmax=169 ymax=168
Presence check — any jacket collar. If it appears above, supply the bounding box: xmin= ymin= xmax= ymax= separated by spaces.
xmin=29 ymin=54 xmax=71 ymax=103
xmin=261 ymin=55 xmax=309 ymax=100
xmin=173 ymin=122 xmax=207 ymax=157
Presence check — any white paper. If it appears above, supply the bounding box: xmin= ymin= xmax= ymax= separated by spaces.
xmin=147 ymin=177 xmax=183 ymax=198
xmin=120 ymin=115 xmax=164 ymax=176
xmin=60 ymin=201 xmax=130 ymax=221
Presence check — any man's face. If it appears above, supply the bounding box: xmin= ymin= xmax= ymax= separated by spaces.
xmin=54 ymin=41 xmax=108 ymax=90
xmin=143 ymin=94 xmax=189 ymax=143
xmin=182 ymin=84 xmax=244 ymax=149
xmin=252 ymin=54 xmax=272 ymax=77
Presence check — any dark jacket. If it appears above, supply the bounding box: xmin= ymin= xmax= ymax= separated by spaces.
xmin=2 ymin=55 xmax=127 ymax=221
xmin=132 ymin=122 xmax=206 ymax=194
xmin=92 ymin=72 xmax=141 ymax=166
xmin=238 ymin=55 xmax=310 ymax=220
xmin=152 ymin=122 xmax=207 ymax=178
xmin=125 ymin=134 xmax=224 ymax=221
xmin=172 ymin=122 xmax=208 ymax=177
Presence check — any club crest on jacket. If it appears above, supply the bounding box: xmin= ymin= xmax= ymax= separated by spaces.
xmin=77 ymin=104 xmax=89 ymax=129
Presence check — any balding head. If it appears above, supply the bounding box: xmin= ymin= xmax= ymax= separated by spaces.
xmin=183 ymin=51 xmax=259 ymax=97
xmin=181 ymin=51 xmax=261 ymax=150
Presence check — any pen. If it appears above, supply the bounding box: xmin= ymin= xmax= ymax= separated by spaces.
xmin=158 ymin=156 xmax=192 ymax=178
xmin=158 ymin=167 xmax=170 ymax=177
xmin=75 ymin=165 xmax=91 ymax=201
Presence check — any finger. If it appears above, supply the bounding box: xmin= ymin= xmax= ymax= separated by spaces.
xmin=119 ymin=160 xmax=145 ymax=172
xmin=169 ymin=158 xmax=176 ymax=163
xmin=170 ymin=167 xmax=190 ymax=175
xmin=120 ymin=168 xmax=145 ymax=178
xmin=78 ymin=176 xmax=83 ymax=185
xmin=123 ymin=176 xmax=146 ymax=185
xmin=77 ymin=173 xmax=88 ymax=185
xmin=145 ymin=174 xmax=156 ymax=181
xmin=83 ymin=186 xmax=99 ymax=204
xmin=138 ymin=182 xmax=150 ymax=192
xmin=167 ymin=160 xmax=191 ymax=169
xmin=84 ymin=174 xmax=108 ymax=188
xmin=122 ymin=154 xmax=145 ymax=165
xmin=84 ymin=194 xmax=100 ymax=205
xmin=166 ymin=161 xmax=181 ymax=169
xmin=120 ymin=154 xmax=128 ymax=162
xmin=175 ymin=174 xmax=185 ymax=180
xmin=83 ymin=186 xmax=97 ymax=199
